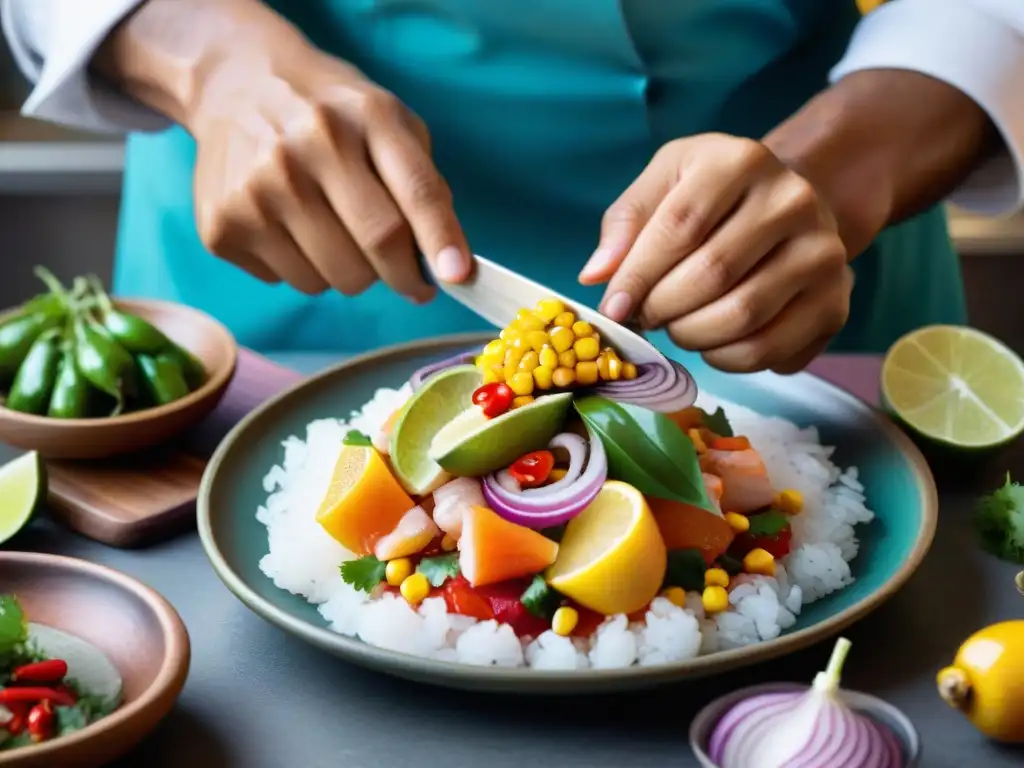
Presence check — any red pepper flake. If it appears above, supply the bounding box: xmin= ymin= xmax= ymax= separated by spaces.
xmin=0 ymin=686 xmax=76 ymax=708
xmin=709 ymin=436 xmax=751 ymax=451
xmin=508 ymin=450 xmax=555 ymax=488
xmin=471 ymin=383 xmax=514 ymax=419
xmin=11 ymin=659 xmax=67 ymax=685
xmin=26 ymin=700 xmax=55 ymax=743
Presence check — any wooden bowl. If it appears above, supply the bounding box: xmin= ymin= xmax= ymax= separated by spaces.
xmin=0 ymin=551 xmax=190 ymax=768
xmin=0 ymin=299 xmax=237 ymax=459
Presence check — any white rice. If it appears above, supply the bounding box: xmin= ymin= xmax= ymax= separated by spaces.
xmin=256 ymin=385 xmax=875 ymax=670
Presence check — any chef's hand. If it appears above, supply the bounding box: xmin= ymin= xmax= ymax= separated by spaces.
xmin=188 ymin=48 xmax=471 ymax=301
xmin=579 ymin=133 xmax=853 ymax=374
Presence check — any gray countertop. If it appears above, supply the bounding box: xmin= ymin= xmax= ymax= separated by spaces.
xmin=5 ymin=353 xmax=1024 ymax=768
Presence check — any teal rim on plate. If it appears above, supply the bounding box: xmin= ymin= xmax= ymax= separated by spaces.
xmin=197 ymin=332 xmax=938 ymax=693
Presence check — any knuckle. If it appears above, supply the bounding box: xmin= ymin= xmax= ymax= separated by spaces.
xmin=695 ymin=248 xmax=736 ymax=296
xmin=735 ymin=137 xmax=770 ymax=168
xmin=196 ymin=205 xmax=233 ymax=254
xmin=776 ymin=174 xmax=820 ymax=219
xmin=602 ymin=198 xmax=644 ymax=230
xmin=725 ymin=292 xmax=762 ymax=335
xmin=358 ymin=213 xmax=409 ymax=255
xmin=359 ymin=88 xmax=405 ymax=124
xmin=404 ymin=169 xmax=451 ymax=211
xmin=335 ymin=272 xmax=377 ymax=297
xmin=656 ymin=201 xmax=708 ymax=247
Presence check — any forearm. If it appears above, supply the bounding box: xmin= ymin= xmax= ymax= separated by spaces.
xmin=91 ymin=0 xmax=310 ymax=128
xmin=764 ymin=69 xmax=998 ymax=257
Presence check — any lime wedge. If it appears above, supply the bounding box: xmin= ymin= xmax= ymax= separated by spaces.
xmin=0 ymin=451 xmax=45 ymax=544
xmin=389 ymin=365 xmax=483 ymax=495
xmin=881 ymin=325 xmax=1024 ymax=449
xmin=430 ymin=392 xmax=574 ymax=476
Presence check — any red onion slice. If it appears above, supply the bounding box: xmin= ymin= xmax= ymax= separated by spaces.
xmin=592 ymin=358 xmax=697 ymax=412
xmin=482 ymin=425 xmax=606 ymax=529
xmin=409 ymin=349 xmax=480 ymax=390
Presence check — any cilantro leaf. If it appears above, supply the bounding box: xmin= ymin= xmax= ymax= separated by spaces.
xmin=746 ymin=510 xmax=790 ymax=537
xmin=339 ymin=555 xmax=387 ymax=592
xmin=699 ymin=407 xmax=733 ymax=437
xmin=973 ymin=473 xmax=1024 ymax=564
xmin=520 ymin=575 xmax=563 ymax=619
xmin=663 ymin=549 xmax=707 ymax=591
xmin=343 ymin=430 xmax=372 ymax=447
xmin=416 ymin=554 xmax=460 ymax=587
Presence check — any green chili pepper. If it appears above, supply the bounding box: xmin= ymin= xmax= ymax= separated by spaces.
xmin=0 ymin=308 xmax=64 ymax=382
xmin=72 ymin=318 xmax=138 ymax=415
xmin=137 ymin=353 xmax=191 ymax=406
xmin=47 ymin=342 xmax=91 ymax=419
xmin=85 ymin=275 xmax=169 ymax=354
xmin=5 ymin=328 xmax=62 ymax=415
xmin=162 ymin=343 xmax=206 ymax=390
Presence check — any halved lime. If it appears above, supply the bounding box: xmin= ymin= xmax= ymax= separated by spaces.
xmin=430 ymin=392 xmax=574 ymax=476
xmin=389 ymin=365 xmax=483 ymax=495
xmin=881 ymin=325 xmax=1024 ymax=449
xmin=0 ymin=451 xmax=45 ymax=545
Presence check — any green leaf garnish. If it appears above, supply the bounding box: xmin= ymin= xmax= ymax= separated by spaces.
xmin=416 ymin=554 xmax=460 ymax=587
xmin=520 ymin=574 xmax=563 ymax=619
xmin=0 ymin=595 xmax=27 ymax=657
xmin=339 ymin=555 xmax=387 ymax=592
xmin=342 ymin=430 xmax=372 ymax=447
xmin=662 ymin=549 xmax=707 ymax=591
xmin=575 ymin=396 xmax=712 ymax=509
xmin=715 ymin=553 xmax=743 ymax=576
xmin=746 ymin=510 xmax=790 ymax=537
xmin=973 ymin=472 xmax=1024 ymax=564
xmin=699 ymin=407 xmax=733 ymax=437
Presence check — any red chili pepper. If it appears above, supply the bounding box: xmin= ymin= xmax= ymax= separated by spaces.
xmin=507 ymin=450 xmax=555 ymax=488
xmin=26 ymin=700 xmax=55 ymax=743
xmin=54 ymin=684 xmax=77 ymax=704
xmin=709 ymin=436 xmax=751 ymax=451
xmin=731 ymin=526 xmax=793 ymax=559
xmin=2 ymin=702 xmax=28 ymax=735
xmin=0 ymin=686 xmax=76 ymax=707
xmin=12 ymin=659 xmax=67 ymax=685
xmin=471 ymin=383 xmax=514 ymax=419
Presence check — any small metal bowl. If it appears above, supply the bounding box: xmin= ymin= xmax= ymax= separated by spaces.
xmin=689 ymin=682 xmax=921 ymax=767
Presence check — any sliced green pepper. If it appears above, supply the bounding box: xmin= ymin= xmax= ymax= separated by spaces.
xmin=72 ymin=318 xmax=138 ymax=415
xmin=47 ymin=341 xmax=91 ymax=419
xmin=86 ymin=275 xmax=169 ymax=354
xmin=162 ymin=343 xmax=206 ymax=390
xmin=0 ymin=303 xmax=64 ymax=382
xmin=6 ymin=328 xmax=62 ymax=415
xmin=137 ymin=353 xmax=190 ymax=406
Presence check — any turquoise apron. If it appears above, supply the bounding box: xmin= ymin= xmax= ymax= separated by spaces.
xmin=113 ymin=0 xmax=967 ymax=354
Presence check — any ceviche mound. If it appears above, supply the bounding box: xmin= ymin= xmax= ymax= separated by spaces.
xmin=0 ymin=595 xmax=123 ymax=749
xmin=258 ymin=299 xmax=875 ymax=670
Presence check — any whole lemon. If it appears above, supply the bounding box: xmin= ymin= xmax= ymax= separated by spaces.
xmin=937 ymin=620 xmax=1024 ymax=743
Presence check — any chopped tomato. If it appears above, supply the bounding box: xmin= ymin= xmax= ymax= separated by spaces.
xmin=472 ymin=383 xmax=514 ymax=419
xmin=474 ymin=580 xmax=552 ymax=637
xmin=441 ymin=575 xmax=495 ymax=621
xmin=709 ymin=436 xmax=751 ymax=451
xmin=508 ymin=450 xmax=555 ymax=488
xmin=570 ymin=605 xmax=606 ymax=639
xmin=730 ymin=526 xmax=793 ymax=559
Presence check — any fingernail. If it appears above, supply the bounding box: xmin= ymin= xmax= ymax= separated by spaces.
xmin=579 ymin=247 xmax=616 ymax=283
xmin=435 ymin=246 xmax=468 ymax=282
xmin=602 ymin=291 xmax=634 ymax=323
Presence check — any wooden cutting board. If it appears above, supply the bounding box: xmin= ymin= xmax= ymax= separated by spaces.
xmin=45 ymin=350 xmax=303 ymax=548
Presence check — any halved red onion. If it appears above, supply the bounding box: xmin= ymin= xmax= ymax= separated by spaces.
xmin=482 ymin=425 xmax=606 ymax=529
xmin=409 ymin=349 xmax=480 ymax=390
xmin=592 ymin=358 xmax=697 ymax=412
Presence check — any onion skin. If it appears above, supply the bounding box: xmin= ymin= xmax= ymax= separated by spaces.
xmin=409 ymin=350 xmax=479 ymax=390
xmin=592 ymin=358 xmax=697 ymax=413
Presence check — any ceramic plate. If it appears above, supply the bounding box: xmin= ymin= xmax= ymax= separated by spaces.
xmin=198 ymin=333 xmax=937 ymax=694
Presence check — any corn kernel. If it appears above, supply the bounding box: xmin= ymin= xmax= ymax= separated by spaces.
xmin=704 ymin=567 xmax=730 ymax=589
xmin=661 ymin=587 xmax=687 ymax=608
xmin=606 ymin=356 xmax=623 ymax=381
xmin=548 ymin=468 xmax=568 ymax=482
xmin=702 ymin=586 xmax=730 ymax=614
xmin=399 ymin=572 xmax=431 ymax=605
xmin=513 ymin=395 xmax=535 ymax=409
xmin=441 ymin=534 xmax=458 ymax=552
xmin=777 ymin=489 xmax=804 ymax=515
xmin=385 ymin=558 xmax=413 ymax=587
xmin=514 ymin=309 xmax=546 ymax=332
xmin=576 ymin=361 xmax=599 ymax=386
xmin=503 ymin=347 xmax=524 ymax=380
xmin=525 ymin=330 xmax=550 ymax=353
xmin=509 ymin=371 xmax=535 ymax=396
xmin=574 ymin=337 xmax=600 ymax=362
xmin=550 ymin=326 xmax=574 ymax=353
xmin=743 ymin=548 xmax=776 ymax=576
xmin=558 ymin=349 xmax=577 ymax=368
xmin=483 ymin=339 xmax=506 ymax=358
xmin=533 ymin=365 xmax=554 ymax=390
xmin=519 ymin=350 xmax=539 ymax=373
xmin=538 ymin=346 xmax=559 ymax=370
xmin=571 ymin=320 xmax=593 ymax=337
xmin=511 ymin=334 xmax=529 ymax=350
xmin=552 ymin=367 xmax=576 ymax=388
xmin=597 ymin=353 xmax=611 ymax=380
xmin=687 ymin=428 xmax=708 ymax=454
xmin=551 ymin=606 xmax=579 ymax=637
xmin=602 ymin=346 xmax=620 ymax=361
xmin=499 ymin=327 xmax=520 ymax=343
xmin=622 ymin=362 xmax=638 ymax=380
xmin=553 ymin=311 xmax=575 ymax=328
xmin=724 ymin=512 xmax=750 ymax=533
xmin=483 ymin=368 xmax=501 ymax=384
xmin=535 ymin=298 xmax=565 ymax=322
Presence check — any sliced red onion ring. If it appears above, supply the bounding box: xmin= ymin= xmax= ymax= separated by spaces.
xmin=592 ymin=358 xmax=697 ymax=412
xmin=482 ymin=425 xmax=606 ymax=529
xmin=495 ymin=432 xmax=587 ymax=495
xmin=409 ymin=349 xmax=480 ymax=390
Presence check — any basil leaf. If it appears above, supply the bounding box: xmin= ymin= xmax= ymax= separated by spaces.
xmin=575 ymin=396 xmax=711 ymax=509
xmin=746 ymin=510 xmax=790 ymax=537
xmin=699 ymin=407 xmax=733 ymax=437
xmin=663 ymin=549 xmax=707 ymax=591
